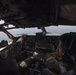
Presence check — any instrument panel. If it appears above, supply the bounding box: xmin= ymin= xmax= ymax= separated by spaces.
xmin=25 ymin=35 xmax=59 ymax=52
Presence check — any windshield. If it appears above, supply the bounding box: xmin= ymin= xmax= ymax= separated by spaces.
xmin=7 ymin=25 xmax=76 ymax=37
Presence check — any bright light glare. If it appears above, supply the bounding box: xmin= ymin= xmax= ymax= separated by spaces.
xmin=0 ymin=20 xmax=5 ymax=24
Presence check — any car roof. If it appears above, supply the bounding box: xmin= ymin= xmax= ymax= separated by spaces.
xmin=0 ymin=0 xmax=76 ymax=28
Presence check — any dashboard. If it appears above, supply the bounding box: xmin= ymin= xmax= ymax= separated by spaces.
xmin=24 ymin=35 xmax=59 ymax=53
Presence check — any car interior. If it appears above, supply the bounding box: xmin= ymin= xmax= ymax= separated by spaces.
xmin=0 ymin=0 xmax=76 ymax=75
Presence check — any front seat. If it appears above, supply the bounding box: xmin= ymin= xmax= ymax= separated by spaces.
xmin=42 ymin=68 xmax=76 ymax=75
xmin=0 ymin=48 xmax=19 ymax=75
xmin=59 ymin=70 xmax=76 ymax=75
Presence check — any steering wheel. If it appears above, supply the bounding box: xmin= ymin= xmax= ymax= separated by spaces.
xmin=25 ymin=58 xmax=45 ymax=75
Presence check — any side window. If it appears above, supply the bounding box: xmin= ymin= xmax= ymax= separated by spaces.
xmin=0 ymin=32 xmax=11 ymax=48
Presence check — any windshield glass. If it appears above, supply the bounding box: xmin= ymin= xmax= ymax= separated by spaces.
xmin=7 ymin=25 xmax=76 ymax=37
xmin=7 ymin=28 xmax=42 ymax=37
xmin=45 ymin=25 xmax=76 ymax=34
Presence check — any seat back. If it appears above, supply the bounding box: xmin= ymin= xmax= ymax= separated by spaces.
xmin=59 ymin=70 xmax=76 ymax=75
xmin=0 ymin=49 xmax=19 ymax=75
